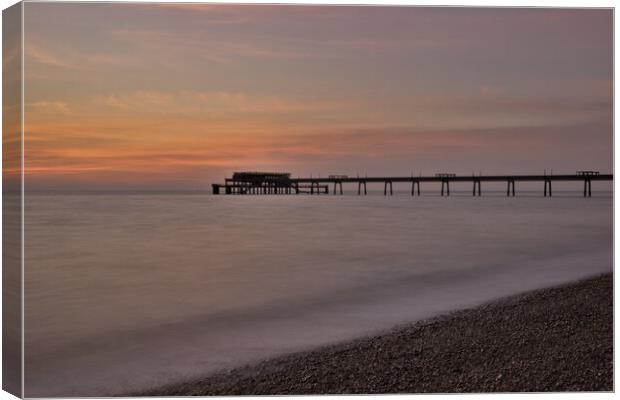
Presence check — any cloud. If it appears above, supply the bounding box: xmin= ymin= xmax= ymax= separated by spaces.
xmin=26 ymin=40 xmax=143 ymax=74
xmin=26 ymin=43 xmax=78 ymax=70
xmin=89 ymin=90 xmax=356 ymax=116
xmin=27 ymin=101 xmax=71 ymax=114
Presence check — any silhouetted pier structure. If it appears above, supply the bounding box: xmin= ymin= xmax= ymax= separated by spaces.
xmin=212 ymin=171 xmax=612 ymax=197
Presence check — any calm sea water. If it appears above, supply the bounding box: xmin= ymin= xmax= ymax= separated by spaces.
xmin=24 ymin=192 xmax=612 ymax=396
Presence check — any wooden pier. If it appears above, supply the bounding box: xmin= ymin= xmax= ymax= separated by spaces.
xmin=212 ymin=171 xmax=612 ymax=197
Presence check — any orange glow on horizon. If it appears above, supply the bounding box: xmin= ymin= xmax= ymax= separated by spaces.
xmin=21 ymin=4 xmax=612 ymax=190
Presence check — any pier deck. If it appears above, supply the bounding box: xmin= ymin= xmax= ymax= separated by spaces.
xmin=212 ymin=172 xmax=613 ymax=197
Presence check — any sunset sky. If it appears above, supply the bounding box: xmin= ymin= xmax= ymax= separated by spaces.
xmin=23 ymin=4 xmax=612 ymax=191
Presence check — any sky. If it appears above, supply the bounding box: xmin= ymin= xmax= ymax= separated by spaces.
xmin=23 ymin=3 xmax=612 ymax=191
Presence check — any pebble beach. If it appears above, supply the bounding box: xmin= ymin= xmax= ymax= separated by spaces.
xmin=137 ymin=273 xmax=613 ymax=395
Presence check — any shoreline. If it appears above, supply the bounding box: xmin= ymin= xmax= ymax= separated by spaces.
xmin=135 ymin=273 xmax=613 ymax=395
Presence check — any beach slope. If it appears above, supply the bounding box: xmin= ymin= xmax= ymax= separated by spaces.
xmin=138 ymin=273 xmax=613 ymax=395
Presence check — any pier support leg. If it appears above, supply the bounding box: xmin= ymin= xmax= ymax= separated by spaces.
xmin=584 ymin=180 xmax=587 ymax=197
xmin=441 ymin=181 xmax=450 ymax=196
xmin=334 ymin=182 xmax=343 ymax=195
xmin=384 ymin=181 xmax=388 ymax=196
xmin=584 ymin=180 xmax=592 ymax=197
xmin=474 ymin=181 xmax=481 ymax=196
xmin=544 ymin=180 xmax=552 ymax=197
xmin=549 ymin=181 xmax=552 ymax=197
xmin=507 ymin=180 xmax=515 ymax=196
xmin=584 ymin=179 xmax=592 ymax=197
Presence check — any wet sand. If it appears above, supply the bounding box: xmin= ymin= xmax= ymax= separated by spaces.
xmin=137 ymin=273 xmax=612 ymax=395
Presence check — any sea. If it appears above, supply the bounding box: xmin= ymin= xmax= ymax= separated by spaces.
xmin=23 ymin=190 xmax=613 ymax=396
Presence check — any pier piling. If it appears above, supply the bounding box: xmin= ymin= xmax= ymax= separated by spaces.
xmin=544 ymin=179 xmax=553 ymax=197
xmin=411 ymin=181 xmax=420 ymax=196
xmin=358 ymin=181 xmax=367 ymax=195
xmin=583 ymin=179 xmax=592 ymax=197
xmin=441 ymin=181 xmax=450 ymax=196
xmin=333 ymin=181 xmax=343 ymax=195
xmin=472 ymin=180 xmax=481 ymax=196
xmin=507 ymin=180 xmax=515 ymax=196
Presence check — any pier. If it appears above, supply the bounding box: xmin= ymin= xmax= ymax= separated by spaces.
xmin=212 ymin=171 xmax=612 ymax=197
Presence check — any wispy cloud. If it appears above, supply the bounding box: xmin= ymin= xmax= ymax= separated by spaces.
xmin=89 ymin=90 xmax=358 ymax=115
xmin=27 ymin=101 xmax=71 ymax=114
xmin=26 ymin=43 xmax=78 ymax=69
xmin=26 ymin=40 xmax=143 ymax=73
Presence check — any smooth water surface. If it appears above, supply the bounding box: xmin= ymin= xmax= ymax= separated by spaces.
xmin=24 ymin=193 xmax=612 ymax=396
